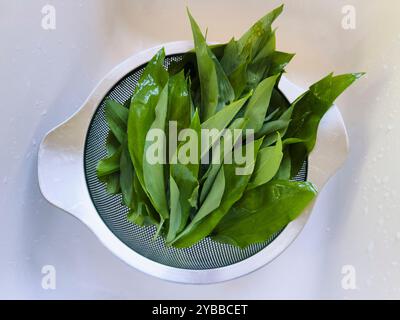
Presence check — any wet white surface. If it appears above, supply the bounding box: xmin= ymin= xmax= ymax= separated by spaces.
xmin=1 ymin=0 xmax=400 ymax=299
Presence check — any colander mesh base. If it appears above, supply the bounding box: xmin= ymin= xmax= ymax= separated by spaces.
xmin=84 ymin=55 xmax=307 ymax=270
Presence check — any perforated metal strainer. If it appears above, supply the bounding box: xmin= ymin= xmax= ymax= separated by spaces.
xmin=38 ymin=42 xmax=349 ymax=283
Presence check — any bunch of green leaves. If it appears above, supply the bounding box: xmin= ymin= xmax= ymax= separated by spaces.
xmin=96 ymin=4 xmax=363 ymax=249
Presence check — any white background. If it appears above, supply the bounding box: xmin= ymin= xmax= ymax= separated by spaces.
xmin=1 ymin=0 xmax=400 ymax=299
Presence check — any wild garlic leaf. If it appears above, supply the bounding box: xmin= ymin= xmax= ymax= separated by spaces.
xmin=220 ymin=5 xmax=282 ymax=79
xmin=100 ymin=103 xmax=126 ymax=197
xmin=143 ymin=83 xmax=169 ymax=221
xmin=120 ymin=138 xmax=135 ymax=208
xmin=285 ymin=73 xmax=364 ymax=176
xmin=212 ymin=180 xmax=317 ymax=248
xmin=96 ymin=147 xmax=122 ymax=178
xmin=104 ymin=99 xmax=129 ymax=144
xmin=201 ymin=93 xmax=251 ymax=131
xmin=128 ymin=172 xmax=160 ymax=227
xmin=168 ymin=71 xmax=191 ymax=133
xmin=199 ymin=117 xmax=247 ymax=203
xmin=256 ymin=119 xmax=291 ymax=140
xmin=200 ymin=93 xmax=251 ymax=161
xmin=264 ymin=51 xmax=295 ymax=78
xmin=190 ymin=166 xmax=225 ymax=224
xmin=105 ymin=173 xmax=121 ymax=195
xmin=99 ymin=131 xmax=122 ymax=191
xmin=228 ymin=59 xmax=249 ymax=99
xmin=170 ymin=110 xmax=201 ymax=235
xmin=237 ymin=5 xmax=283 ymax=55
xmin=172 ymin=139 xmax=263 ymax=248
xmin=105 ymin=131 xmax=121 ymax=156
xmin=213 ymin=55 xmax=235 ymax=112
xmin=247 ymin=133 xmax=283 ymax=190
xmin=220 ymin=38 xmax=242 ymax=77
xmin=268 ymin=88 xmax=291 ymax=116
xmin=166 ymin=176 xmax=182 ymax=243
xmin=274 ymin=147 xmax=291 ymax=180
xmin=187 ymin=10 xmax=219 ymax=121
xmin=244 ymin=75 xmax=279 ymax=132
xmin=245 ymin=32 xmax=276 ymax=90
xmin=260 ymin=104 xmax=294 ymax=146
xmin=128 ymin=48 xmax=168 ymax=189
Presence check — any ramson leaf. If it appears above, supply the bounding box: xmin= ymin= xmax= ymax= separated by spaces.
xmin=127 ymin=48 xmax=168 ymax=190
xmin=143 ymin=83 xmax=170 ymax=221
xmin=212 ymin=180 xmax=317 ymax=248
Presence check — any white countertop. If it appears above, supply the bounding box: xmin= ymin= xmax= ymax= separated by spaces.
xmin=1 ymin=0 xmax=400 ymax=299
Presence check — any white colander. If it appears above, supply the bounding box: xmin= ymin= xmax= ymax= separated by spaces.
xmin=38 ymin=41 xmax=349 ymax=284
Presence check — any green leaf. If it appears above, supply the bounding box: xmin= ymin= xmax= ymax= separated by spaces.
xmin=256 ymin=119 xmax=290 ymax=139
xmin=127 ymin=208 xmax=146 ymax=226
xmin=213 ymin=55 xmax=235 ymax=112
xmin=244 ymin=75 xmax=279 ymax=132
xmin=170 ymin=110 xmax=201 ymax=235
xmin=220 ymin=5 xmax=282 ymax=80
xmin=285 ymin=73 xmax=364 ymax=176
xmin=267 ymin=88 xmax=291 ymax=119
xmin=99 ymin=131 xmax=122 ymax=193
xmin=104 ymin=99 xmax=129 ymax=144
xmin=172 ymin=139 xmax=263 ymax=248
xmin=192 ymin=167 xmax=225 ymax=224
xmin=166 ymin=176 xmax=182 ymax=243
xmin=202 ymin=93 xmax=251 ymax=131
xmin=247 ymin=133 xmax=283 ymax=190
xmin=128 ymin=172 xmax=160 ymax=227
xmin=220 ymin=38 xmax=242 ymax=77
xmin=127 ymin=48 xmax=168 ymax=189
xmin=105 ymin=173 xmax=120 ymax=195
xmin=168 ymin=71 xmax=191 ymax=133
xmin=200 ymin=94 xmax=251 ymax=161
xmin=274 ymin=147 xmax=291 ymax=180
xmin=143 ymin=83 xmax=169 ymax=221
xmin=105 ymin=131 xmax=121 ymax=156
xmin=265 ymin=51 xmax=295 ymax=78
xmin=187 ymin=10 xmax=219 ymax=121
xmin=120 ymin=139 xmax=135 ymax=208
xmin=228 ymin=59 xmax=248 ymax=99
xmin=96 ymin=147 xmax=122 ymax=178
xmin=245 ymin=32 xmax=276 ymax=90
xmin=212 ymin=180 xmax=317 ymax=248
xmin=199 ymin=117 xmax=247 ymax=203
xmin=260 ymin=104 xmax=294 ymax=146
xmin=237 ymin=5 xmax=283 ymax=55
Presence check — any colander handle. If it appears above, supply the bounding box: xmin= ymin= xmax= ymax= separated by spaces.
xmin=38 ymin=107 xmax=94 ymax=224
